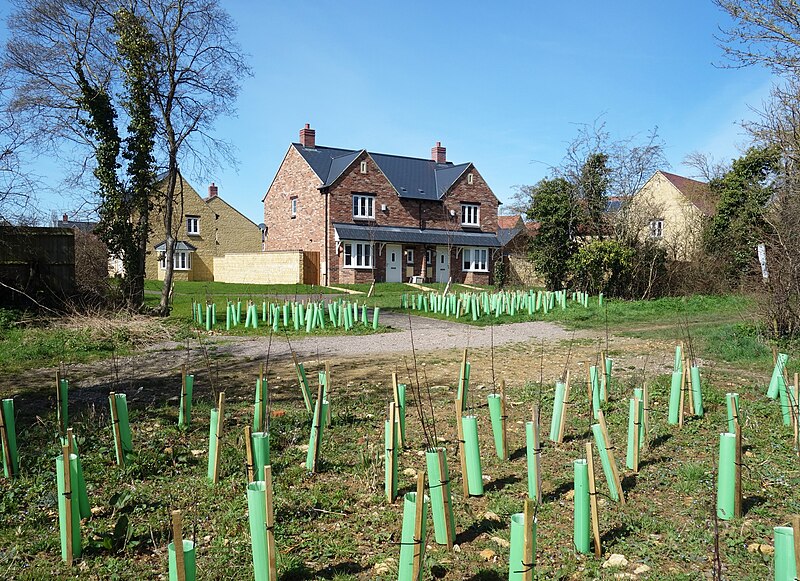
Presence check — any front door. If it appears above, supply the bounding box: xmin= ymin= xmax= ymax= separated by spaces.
xmin=386 ymin=244 xmax=402 ymax=282
xmin=436 ymin=246 xmax=450 ymax=283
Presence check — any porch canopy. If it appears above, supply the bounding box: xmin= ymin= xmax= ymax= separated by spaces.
xmin=332 ymin=223 xmax=501 ymax=247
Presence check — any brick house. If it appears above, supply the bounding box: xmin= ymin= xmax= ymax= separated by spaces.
xmin=145 ymin=173 xmax=263 ymax=281
xmin=263 ymin=125 xmax=501 ymax=285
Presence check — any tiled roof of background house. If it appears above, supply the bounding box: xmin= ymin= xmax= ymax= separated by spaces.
xmin=660 ymin=171 xmax=717 ymax=216
xmin=497 ymin=214 xmax=525 ymax=230
xmin=293 ymin=143 xmax=483 ymax=202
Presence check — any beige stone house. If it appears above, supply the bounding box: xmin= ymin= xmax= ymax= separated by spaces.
xmin=145 ymin=174 xmax=263 ymax=281
xmin=623 ymin=170 xmax=716 ymax=261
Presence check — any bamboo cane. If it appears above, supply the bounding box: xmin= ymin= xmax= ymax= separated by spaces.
xmin=264 ymin=465 xmax=278 ymax=581
xmin=412 ymin=471 xmax=425 ymax=580
xmin=56 ymin=370 xmax=64 ymax=437
xmin=596 ymin=410 xmax=625 ymax=504
xmin=585 ymin=442 xmax=602 ymax=558
xmin=212 ymin=392 xmax=225 ymax=484
xmin=62 ymin=444 xmax=73 ymax=566
xmin=522 ymin=498 xmax=535 ymax=581
xmin=244 ymin=426 xmax=254 ymax=482
xmin=172 ymin=510 xmax=186 ymax=581
xmin=109 ymin=392 xmax=124 ymax=467
xmin=180 ymin=364 xmax=188 ymax=426
xmin=734 ymin=420 xmax=742 ymax=518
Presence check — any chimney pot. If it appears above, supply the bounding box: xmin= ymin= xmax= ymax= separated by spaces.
xmin=300 ymin=124 xmax=316 ymax=148
xmin=208 ymin=183 xmax=218 ymax=198
xmin=62 ymin=213 xmax=68 ymax=222
xmin=431 ymin=141 xmax=446 ymax=164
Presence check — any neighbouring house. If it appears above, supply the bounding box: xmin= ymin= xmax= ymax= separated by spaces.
xmin=497 ymin=214 xmax=542 ymax=286
xmin=623 ymin=170 xmax=716 ymax=261
xmin=145 ymin=174 xmax=263 ymax=281
xmin=263 ymin=125 xmax=501 ymax=285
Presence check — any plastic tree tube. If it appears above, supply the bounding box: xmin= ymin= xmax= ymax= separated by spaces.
xmin=425 ymin=448 xmax=455 ymax=547
xmin=305 ymin=398 xmax=328 ymax=471
xmin=169 ymin=539 xmax=197 ymax=581
xmin=603 ymin=358 xmax=613 ymax=399
xmin=246 ymin=481 xmax=270 ymax=581
xmin=56 ymin=453 xmax=81 ymax=560
xmin=508 ymin=511 xmax=537 ymax=580
xmin=591 ymin=423 xmax=619 ymax=502
xmin=58 ymin=378 xmax=69 ymax=435
xmin=690 ymin=366 xmax=704 ymax=416
xmin=1 ymin=399 xmax=19 ymax=477
xmin=626 ymin=398 xmax=639 ymax=470
xmin=207 ymin=408 xmax=220 ymax=482
xmin=779 ymin=377 xmax=793 ymax=426
xmin=372 ymin=307 xmax=380 ymax=329
xmin=573 ymin=459 xmax=590 ymax=554
xmin=396 ymin=383 xmax=407 ymax=446
xmin=384 ymin=415 xmax=398 ymax=502
xmin=397 ymin=491 xmax=429 ymax=581
xmin=251 ymin=432 xmax=270 ymax=483
xmin=71 ymin=453 xmax=90 ymax=519
xmin=488 ymin=394 xmax=505 ymax=459
xmin=590 ymin=366 xmax=600 ymax=418
xmin=462 ymin=415 xmax=484 ymax=496
xmin=253 ymin=376 xmax=267 ymax=432
xmin=668 ymin=370 xmax=682 ymax=425
xmin=526 ymin=420 xmax=541 ymax=501
xmin=178 ymin=374 xmax=193 ymax=428
xmin=716 ymin=432 xmax=736 ymax=520
xmin=773 ymin=526 xmax=797 ymax=581
xmin=768 ymin=353 xmax=789 ymax=399
xmin=110 ymin=393 xmax=133 ymax=463
xmin=549 ymin=381 xmax=566 ymax=441
xmin=726 ymin=393 xmax=740 ymax=434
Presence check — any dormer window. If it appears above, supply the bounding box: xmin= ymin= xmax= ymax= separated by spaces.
xmin=461 ymin=203 xmax=480 ymax=227
xmin=352 ymin=193 xmax=375 ymax=220
xmin=186 ymin=216 xmax=200 ymax=235
xmin=360 ymin=161 xmax=368 ymax=174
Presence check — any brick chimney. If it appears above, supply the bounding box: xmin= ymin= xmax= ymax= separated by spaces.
xmin=431 ymin=141 xmax=446 ymax=164
xmin=299 ymin=123 xmax=316 ymax=148
xmin=62 ymin=213 xmax=68 ymax=222
xmin=208 ymin=183 xmax=218 ymax=198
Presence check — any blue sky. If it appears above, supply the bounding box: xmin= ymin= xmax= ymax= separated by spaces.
xmin=8 ymin=1 xmax=776 ymax=223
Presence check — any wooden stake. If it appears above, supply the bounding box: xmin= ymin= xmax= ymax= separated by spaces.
xmin=456 ymin=398 xmax=469 ymax=498
xmin=522 ymin=498 xmax=535 ymax=581
xmin=584 ymin=361 xmax=592 ymax=404
xmin=244 ymin=426 xmax=254 ymax=482
xmin=436 ymin=449 xmax=453 ymax=549
xmin=530 ymin=405 xmax=543 ymax=504
xmin=734 ymin=419 xmax=742 ymax=518
xmin=62 ymin=444 xmax=73 ymax=566
xmin=172 ymin=510 xmax=186 ymax=581
xmin=499 ymin=379 xmax=508 ymax=461
xmin=557 ymin=370 xmax=571 ymax=444
xmin=772 ymin=345 xmax=778 ymax=366
xmin=66 ymin=427 xmax=74 ymax=456
xmin=0 ymin=403 xmax=12 ymax=477
xmin=212 ymin=392 xmax=225 ymax=484
xmin=596 ymin=410 xmax=625 ymax=504
xmin=109 ymin=392 xmax=124 ymax=467
xmin=392 ymin=372 xmax=404 ymax=448
xmin=180 ymin=364 xmax=187 ymax=425
xmin=791 ymin=515 xmax=800 ymax=581
xmin=387 ymin=402 xmax=397 ymax=504
xmin=632 ymin=396 xmax=641 ymax=473
xmin=585 ymin=442 xmax=602 ymax=558
xmin=412 ymin=471 xmax=425 ymax=581
xmin=56 ymin=370 xmax=64 ymax=437
xmin=264 ymin=465 xmax=278 ymax=581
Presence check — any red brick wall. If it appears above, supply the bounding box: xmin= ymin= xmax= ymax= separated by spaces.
xmin=263 ymin=146 xmax=325 ymax=256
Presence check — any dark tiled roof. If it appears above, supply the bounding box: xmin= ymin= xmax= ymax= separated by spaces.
xmin=333 ymin=222 xmax=500 ymax=247
xmin=55 ymin=220 xmax=97 ymax=233
xmin=293 ymin=144 xmax=477 ymax=201
xmin=660 ymin=171 xmax=717 ymax=216
xmin=497 ymin=227 xmax=526 ymax=246
xmin=154 ymin=240 xmax=197 ymax=251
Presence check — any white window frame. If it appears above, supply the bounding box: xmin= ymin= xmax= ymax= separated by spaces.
xmin=343 ymin=241 xmax=373 ymax=269
xmin=159 ymin=250 xmax=193 ymax=271
xmin=352 ymin=193 xmax=375 ymax=220
xmin=406 ymin=248 xmax=415 ymax=266
xmin=462 ymin=247 xmax=488 ymax=272
xmin=461 ymin=203 xmax=480 ymax=227
xmin=425 ymin=248 xmax=434 ymax=267
xmin=290 ymin=197 xmax=298 ymax=218
xmin=186 ymin=216 xmax=200 ymax=236
xmin=467 ymin=172 xmax=474 ymax=185
xmin=649 ymin=219 xmax=664 ymax=239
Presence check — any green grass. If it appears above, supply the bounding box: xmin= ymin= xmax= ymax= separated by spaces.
xmin=145 ymin=279 xmax=341 ymax=297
